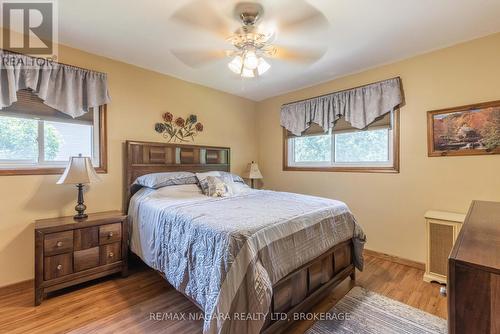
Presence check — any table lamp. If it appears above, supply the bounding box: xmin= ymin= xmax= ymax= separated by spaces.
xmin=244 ymin=161 xmax=263 ymax=189
xmin=57 ymin=154 xmax=100 ymax=220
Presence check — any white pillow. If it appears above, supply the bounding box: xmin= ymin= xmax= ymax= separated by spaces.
xmin=226 ymin=180 xmax=251 ymax=195
xmin=152 ymin=184 xmax=204 ymax=199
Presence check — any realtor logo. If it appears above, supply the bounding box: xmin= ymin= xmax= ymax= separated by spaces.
xmin=1 ymin=0 xmax=57 ymax=57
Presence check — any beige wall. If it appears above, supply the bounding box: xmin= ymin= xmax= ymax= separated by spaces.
xmin=256 ymin=33 xmax=500 ymax=263
xmin=0 ymin=44 xmax=257 ymax=287
xmin=2 ymin=32 xmax=500 ymax=287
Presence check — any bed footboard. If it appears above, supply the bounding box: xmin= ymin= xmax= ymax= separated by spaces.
xmin=151 ymin=239 xmax=355 ymax=333
xmin=261 ymin=239 xmax=355 ymax=334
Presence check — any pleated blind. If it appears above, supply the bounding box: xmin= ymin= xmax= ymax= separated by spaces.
xmin=0 ymin=89 xmax=94 ymax=124
xmin=286 ymin=111 xmax=392 ymax=138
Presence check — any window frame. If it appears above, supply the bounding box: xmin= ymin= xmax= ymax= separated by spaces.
xmin=283 ymin=109 xmax=400 ymax=173
xmin=0 ymin=105 xmax=108 ymax=176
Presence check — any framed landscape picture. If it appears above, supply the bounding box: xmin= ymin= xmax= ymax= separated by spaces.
xmin=427 ymin=100 xmax=500 ymax=157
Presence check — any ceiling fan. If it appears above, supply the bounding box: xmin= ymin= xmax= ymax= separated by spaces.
xmin=170 ymin=1 xmax=329 ymax=78
xmin=226 ymin=3 xmax=275 ymax=78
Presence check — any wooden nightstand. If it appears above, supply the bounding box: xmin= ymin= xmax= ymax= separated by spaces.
xmin=34 ymin=211 xmax=128 ymax=305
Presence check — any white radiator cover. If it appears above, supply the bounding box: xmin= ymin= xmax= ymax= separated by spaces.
xmin=423 ymin=210 xmax=465 ymax=284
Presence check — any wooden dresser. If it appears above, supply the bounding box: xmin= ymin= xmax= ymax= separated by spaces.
xmin=448 ymin=201 xmax=500 ymax=334
xmin=35 ymin=211 xmax=128 ymax=305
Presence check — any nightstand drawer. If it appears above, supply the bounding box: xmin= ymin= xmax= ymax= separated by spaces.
xmin=44 ymin=253 xmax=73 ymax=280
xmin=99 ymin=223 xmax=122 ymax=245
xmin=100 ymin=242 xmax=121 ymax=265
xmin=74 ymin=247 xmax=100 ymax=272
xmin=44 ymin=231 xmax=74 ymax=256
xmin=74 ymin=227 xmax=99 ymax=250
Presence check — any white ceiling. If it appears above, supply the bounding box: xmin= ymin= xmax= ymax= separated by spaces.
xmin=56 ymin=0 xmax=500 ymax=101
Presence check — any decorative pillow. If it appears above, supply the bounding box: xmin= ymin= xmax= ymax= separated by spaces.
xmin=133 ymin=172 xmax=197 ymax=189
xmin=200 ymin=176 xmax=230 ymax=197
xmin=195 ymin=171 xmax=220 ymax=180
xmin=196 ymin=171 xmax=250 ymax=196
xmin=196 ymin=171 xmax=220 ymax=195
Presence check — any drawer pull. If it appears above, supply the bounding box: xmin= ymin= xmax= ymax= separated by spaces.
xmin=108 ymin=252 xmax=114 ymax=258
xmin=108 ymin=232 xmax=113 ymax=238
xmin=56 ymin=264 xmax=63 ymax=271
xmin=56 ymin=241 xmax=63 ymax=247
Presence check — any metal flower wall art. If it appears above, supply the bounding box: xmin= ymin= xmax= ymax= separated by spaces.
xmin=155 ymin=113 xmax=204 ymax=142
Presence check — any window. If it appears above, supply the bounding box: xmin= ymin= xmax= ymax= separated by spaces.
xmin=285 ymin=110 xmax=399 ymax=172
xmin=0 ymin=89 xmax=107 ymax=175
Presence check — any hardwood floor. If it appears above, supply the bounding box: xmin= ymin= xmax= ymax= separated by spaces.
xmin=0 ymin=254 xmax=447 ymax=334
xmin=289 ymin=254 xmax=447 ymax=334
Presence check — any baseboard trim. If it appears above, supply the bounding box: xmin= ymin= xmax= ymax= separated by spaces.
xmin=1 ymin=250 xmax=425 ymax=295
xmin=423 ymin=272 xmax=446 ymax=284
xmin=0 ymin=279 xmax=33 ymax=295
xmin=364 ymin=249 xmax=425 ymax=271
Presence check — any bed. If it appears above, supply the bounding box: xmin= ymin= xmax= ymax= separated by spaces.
xmin=124 ymin=140 xmax=365 ymax=334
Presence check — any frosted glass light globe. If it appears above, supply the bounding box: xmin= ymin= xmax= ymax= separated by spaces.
xmin=228 ymin=56 xmax=243 ymax=74
xmin=257 ymin=58 xmax=271 ymax=75
xmin=243 ymin=51 xmax=259 ymax=70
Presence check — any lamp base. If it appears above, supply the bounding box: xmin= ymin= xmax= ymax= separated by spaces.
xmin=74 ymin=213 xmax=88 ymax=220
xmin=74 ymin=184 xmax=88 ymax=221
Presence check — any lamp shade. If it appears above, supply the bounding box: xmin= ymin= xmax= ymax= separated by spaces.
xmin=57 ymin=155 xmax=100 ymax=185
xmin=244 ymin=161 xmax=263 ymax=179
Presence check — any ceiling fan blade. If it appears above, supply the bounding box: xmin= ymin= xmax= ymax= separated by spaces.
xmin=171 ymin=50 xmax=227 ymax=68
xmin=266 ymin=1 xmax=329 ymax=38
xmin=280 ymin=12 xmax=328 ymax=34
xmin=271 ymin=47 xmax=326 ymax=64
xmin=262 ymin=30 xmax=277 ymax=44
xmin=171 ymin=0 xmax=232 ymax=39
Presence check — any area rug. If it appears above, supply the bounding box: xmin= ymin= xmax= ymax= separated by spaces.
xmin=305 ymin=287 xmax=447 ymax=334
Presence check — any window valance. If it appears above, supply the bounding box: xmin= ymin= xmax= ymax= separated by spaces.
xmin=0 ymin=50 xmax=111 ymax=118
xmin=280 ymin=77 xmax=402 ymax=136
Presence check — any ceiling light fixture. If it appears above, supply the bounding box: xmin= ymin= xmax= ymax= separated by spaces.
xmin=226 ymin=3 xmax=275 ymax=78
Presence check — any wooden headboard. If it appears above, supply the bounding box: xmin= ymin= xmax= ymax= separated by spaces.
xmin=124 ymin=140 xmax=230 ymax=208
